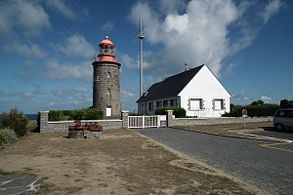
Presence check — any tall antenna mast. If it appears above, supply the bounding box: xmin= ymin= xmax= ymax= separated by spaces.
xmin=138 ymin=15 xmax=144 ymax=97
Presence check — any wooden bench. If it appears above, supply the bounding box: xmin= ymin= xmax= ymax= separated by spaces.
xmin=68 ymin=120 xmax=103 ymax=132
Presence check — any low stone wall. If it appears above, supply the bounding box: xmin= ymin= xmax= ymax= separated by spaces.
xmin=43 ymin=120 xmax=122 ymax=133
xmin=39 ymin=111 xmax=128 ymax=133
xmin=171 ymin=117 xmax=273 ymax=126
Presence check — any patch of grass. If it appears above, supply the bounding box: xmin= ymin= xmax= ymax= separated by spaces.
xmin=64 ymin=186 xmax=83 ymax=194
xmin=37 ymin=183 xmax=50 ymax=194
xmin=23 ymin=167 xmax=34 ymax=171
xmin=0 ymin=128 xmax=16 ymax=145
xmin=26 ymin=120 xmax=38 ymax=132
xmin=0 ymin=169 xmax=11 ymax=175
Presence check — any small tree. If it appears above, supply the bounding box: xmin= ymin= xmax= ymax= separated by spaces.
xmin=0 ymin=108 xmax=28 ymax=136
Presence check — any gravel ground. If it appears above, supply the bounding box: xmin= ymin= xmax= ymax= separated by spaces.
xmin=0 ymin=129 xmax=256 ymax=194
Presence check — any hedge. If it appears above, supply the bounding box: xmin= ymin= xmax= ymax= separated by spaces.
xmin=155 ymin=106 xmax=186 ymax=118
xmin=222 ymin=104 xmax=278 ymax=117
xmin=48 ymin=108 xmax=103 ymax=121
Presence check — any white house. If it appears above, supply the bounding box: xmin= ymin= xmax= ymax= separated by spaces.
xmin=137 ymin=64 xmax=231 ymax=117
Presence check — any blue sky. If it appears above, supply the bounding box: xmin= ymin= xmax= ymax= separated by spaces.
xmin=0 ymin=0 xmax=292 ymax=114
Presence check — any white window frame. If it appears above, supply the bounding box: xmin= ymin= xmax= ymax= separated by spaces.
xmin=148 ymin=101 xmax=154 ymax=111
xmin=189 ymin=98 xmax=204 ymax=111
xmin=213 ymin=99 xmax=226 ymax=110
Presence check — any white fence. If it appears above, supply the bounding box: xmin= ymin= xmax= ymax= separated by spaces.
xmin=128 ymin=115 xmax=166 ymax=129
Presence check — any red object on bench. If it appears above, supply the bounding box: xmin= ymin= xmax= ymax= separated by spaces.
xmin=68 ymin=120 xmax=103 ymax=132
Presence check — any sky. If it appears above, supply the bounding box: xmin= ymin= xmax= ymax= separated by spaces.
xmin=0 ymin=0 xmax=292 ymax=114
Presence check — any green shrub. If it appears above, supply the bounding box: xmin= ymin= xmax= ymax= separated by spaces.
xmin=48 ymin=108 xmax=103 ymax=121
xmin=155 ymin=106 xmax=186 ymax=118
xmin=48 ymin=110 xmax=62 ymax=121
xmin=0 ymin=108 xmax=28 ymax=137
xmin=0 ymin=128 xmax=16 ymax=145
xmin=81 ymin=108 xmax=103 ymax=120
xmin=222 ymin=102 xmax=278 ymax=117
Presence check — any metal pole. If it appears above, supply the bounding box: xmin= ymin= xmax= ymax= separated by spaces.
xmin=138 ymin=16 xmax=144 ymax=97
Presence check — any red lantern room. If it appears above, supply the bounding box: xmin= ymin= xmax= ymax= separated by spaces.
xmin=98 ymin=36 xmax=117 ymax=62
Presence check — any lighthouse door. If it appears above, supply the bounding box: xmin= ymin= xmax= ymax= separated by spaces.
xmin=106 ymin=106 xmax=112 ymax=117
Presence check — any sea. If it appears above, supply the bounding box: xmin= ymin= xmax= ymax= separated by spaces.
xmin=25 ymin=114 xmax=38 ymax=120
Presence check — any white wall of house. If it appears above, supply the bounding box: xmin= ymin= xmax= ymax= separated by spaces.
xmin=179 ymin=65 xmax=231 ymax=117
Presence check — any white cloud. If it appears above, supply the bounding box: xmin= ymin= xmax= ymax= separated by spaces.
xmin=120 ymin=53 xmax=137 ymax=69
xmin=128 ymin=0 xmax=283 ymax=83
xmin=261 ymin=96 xmax=272 ymax=103
xmin=0 ymin=0 xmax=50 ymax=37
xmin=129 ymin=0 xmax=238 ymax=77
xmin=164 ymin=14 xmax=189 ymax=35
xmin=57 ymin=34 xmax=94 ymax=58
xmin=101 ymin=22 xmax=114 ymax=32
xmin=232 ymin=90 xmax=251 ymax=102
xmin=5 ymin=42 xmax=46 ymax=59
xmin=52 ymin=87 xmax=90 ymax=97
xmin=45 ymin=0 xmax=75 ymax=19
xmin=121 ymin=90 xmax=136 ymax=98
xmin=46 ymin=60 xmax=92 ymax=82
xmin=261 ymin=0 xmax=283 ymax=23
xmin=159 ymin=0 xmax=185 ymax=14
xmin=223 ymin=63 xmax=237 ymax=75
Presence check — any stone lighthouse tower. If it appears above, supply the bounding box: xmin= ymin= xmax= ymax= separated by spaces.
xmin=92 ymin=36 xmax=121 ymax=118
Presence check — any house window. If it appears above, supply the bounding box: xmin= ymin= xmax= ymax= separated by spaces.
xmin=148 ymin=102 xmax=154 ymax=111
xmin=156 ymin=101 xmax=162 ymax=108
xmin=189 ymin=99 xmax=203 ymax=110
xmin=170 ymin=99 xmax=177 ymax=107
xmin=163 ymin=100 xmax=168 ymax=106
xmin=213 ymin=99 xmax=225 ymax=110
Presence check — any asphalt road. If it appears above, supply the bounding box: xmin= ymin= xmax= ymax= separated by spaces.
xmin=136 ymin=128 xmax=293 ymax=195
xmin=0 ymin=174 xmax=42 ymax=195
xmin=251 ymin=129 xmax=293 ymax=141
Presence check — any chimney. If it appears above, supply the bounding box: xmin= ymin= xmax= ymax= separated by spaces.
xmin=184 ymin=63 xmax=190 ymax=71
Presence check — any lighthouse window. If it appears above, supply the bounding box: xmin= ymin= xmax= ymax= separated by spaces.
xmin=104 ymin=45 xmax=109 ymax=53
xmin=107 ymin=72 xmax=111 ymax=78
xmin=96 ymin=76 xmax=100 ymax=82
xmin=106 ymin=89 xmax=111 ymax=96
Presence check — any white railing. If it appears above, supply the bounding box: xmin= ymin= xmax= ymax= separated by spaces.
xmin=128 ymin=115 xmax=166 ymax=129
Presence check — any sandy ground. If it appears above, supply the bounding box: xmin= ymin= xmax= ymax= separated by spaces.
xmin=0 ymin=128 xmax=257 ymax=194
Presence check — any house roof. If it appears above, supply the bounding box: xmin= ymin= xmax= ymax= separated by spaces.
xmin=137 ymin=64 xmax=204 ymax=103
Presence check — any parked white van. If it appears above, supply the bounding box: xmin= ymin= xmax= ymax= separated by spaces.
xmin=273 ymin=108 xmax=293 ymax=130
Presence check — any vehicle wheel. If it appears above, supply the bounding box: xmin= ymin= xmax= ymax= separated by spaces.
xmin=276 ymin=123 xmax=284 ymax=131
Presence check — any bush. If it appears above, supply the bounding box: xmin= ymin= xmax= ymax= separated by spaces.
xmin=48 ymin=108 xmax=103 ymax=121
xmin=0 ymin=128 xmax=16 ymax=145
xmin=155 ymin=106 xmax=186 ymax=118
xmin=222 ymin=102 xmax=278 ymax=117
xmin=0 ymin=108 xmax=28 ymax=137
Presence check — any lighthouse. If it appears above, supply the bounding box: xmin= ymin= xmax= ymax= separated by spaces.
xmin=92 ymin=36 xmax=121 ymax=118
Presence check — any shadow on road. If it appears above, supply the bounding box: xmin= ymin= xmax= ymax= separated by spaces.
xmin=261 ymin=126 xmax=293 ymax=134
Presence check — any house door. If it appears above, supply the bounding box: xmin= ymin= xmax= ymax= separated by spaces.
xmin=106 ymin=107 xmax=112 ymax=117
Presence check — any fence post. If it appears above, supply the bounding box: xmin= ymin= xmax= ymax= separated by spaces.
xmin=121 ymin=111 xmax=129 ymax=128
xmin=166 ymin=110 xmax=173 ymax=127
xmin=39 ymin=111 xmax=49 ymax=133
xmin=142 ymin=115 xmax=145 ymax=128
xmin=157 ymin=115 xmax=160 ymax=128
